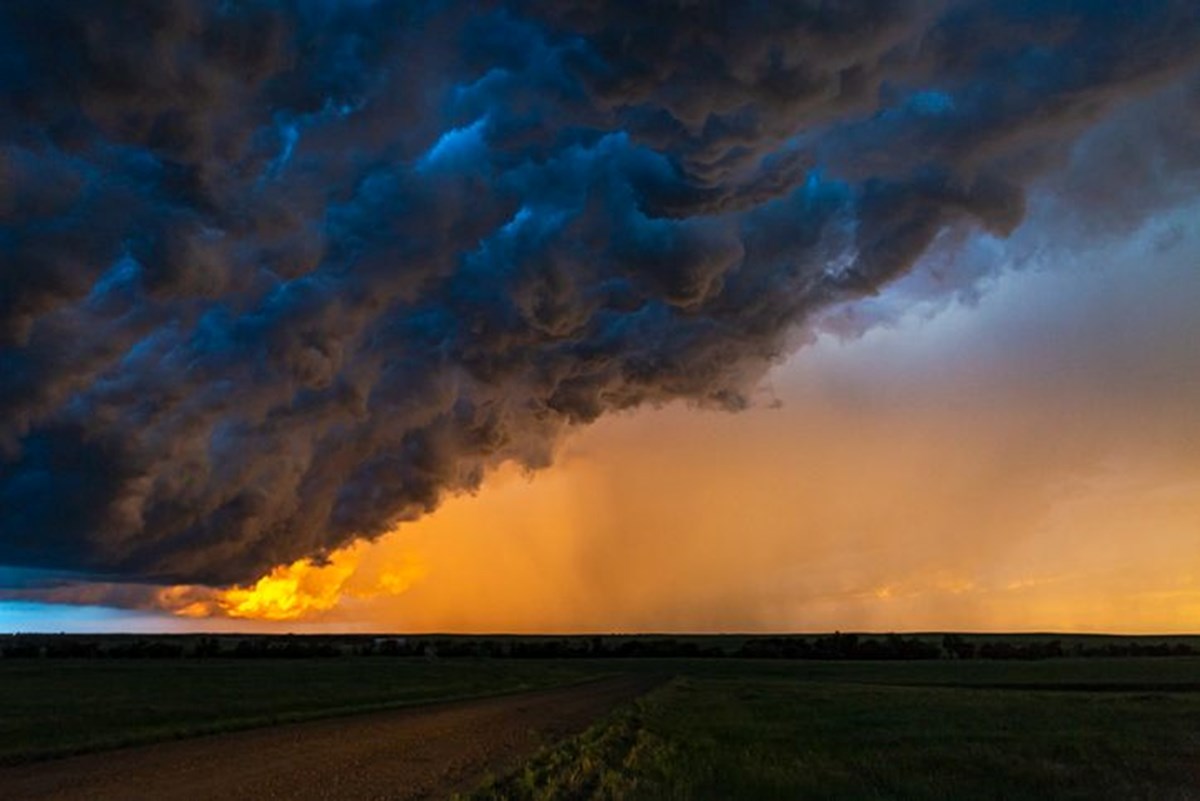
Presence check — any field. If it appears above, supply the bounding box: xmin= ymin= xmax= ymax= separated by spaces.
xmin=2 ymin=645 xmax=1199 ymax=799
xmin=471 ymin=658 xmax=1200 ymax=800
xmin=0 ymin=658 xmax=604 ymax=763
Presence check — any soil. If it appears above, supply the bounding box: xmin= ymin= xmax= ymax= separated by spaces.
xmin=0 ymin=673 xmax=663 ymax=800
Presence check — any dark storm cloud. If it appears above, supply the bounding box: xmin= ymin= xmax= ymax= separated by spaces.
xmin=2 ymin=1 xmax=1199 ymax=585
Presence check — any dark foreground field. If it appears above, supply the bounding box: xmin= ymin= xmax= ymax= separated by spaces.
xmin=472 ymin=659 xmax=1200 ymax=800
xmin=2 ymin=654 xmax=1199 ymax=799
xmin=0 ymin=658 xmax=606 ymax=763
xmin=0 ymin=674 xmax=662 ymax=801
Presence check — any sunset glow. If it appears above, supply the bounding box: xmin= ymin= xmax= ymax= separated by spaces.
xmin=194 ymin=553 xmax=357 ymax=622
xmin=161 ymin=546 xmax=428 ymax=622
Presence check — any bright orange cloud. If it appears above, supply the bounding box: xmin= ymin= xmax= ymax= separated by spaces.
xmin=161 ymin=545 xmax=428 ymax=622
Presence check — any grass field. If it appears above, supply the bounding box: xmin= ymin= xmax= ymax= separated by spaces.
xmin=470 ymin=658 xmax=1200 ymax=800
xmin=4 ymin=655 xmax=1199 ymax=798
xmin=0 ymin=658 xmax=604 ymax=764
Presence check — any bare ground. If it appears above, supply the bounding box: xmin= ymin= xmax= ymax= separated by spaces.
xmin=0 ymin=673 xmax=663 ymax=801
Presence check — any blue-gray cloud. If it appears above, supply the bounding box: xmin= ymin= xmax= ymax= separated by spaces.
xmin=2 ymin=0 xmax=1199 ymax=585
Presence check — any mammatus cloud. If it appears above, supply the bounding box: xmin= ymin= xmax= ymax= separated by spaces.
xmin=2 ymin=1 xmax=1200 ymax=588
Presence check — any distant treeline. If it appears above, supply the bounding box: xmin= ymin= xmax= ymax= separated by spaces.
xmin=1 ymin=632 xmax=1197 ymax=661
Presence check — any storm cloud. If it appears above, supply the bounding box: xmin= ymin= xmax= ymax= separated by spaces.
xmin=2 ymin=0 xmax=1199 ymax=586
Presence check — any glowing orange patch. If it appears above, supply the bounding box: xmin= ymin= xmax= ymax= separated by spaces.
xmin=215 ymin=552 xmax=356 ymax=621
xmin=160 ymin=543 xmax=428 ymax=621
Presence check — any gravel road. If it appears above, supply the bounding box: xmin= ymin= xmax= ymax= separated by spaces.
xmin=0 ymin=673 xmax=663 ymax=801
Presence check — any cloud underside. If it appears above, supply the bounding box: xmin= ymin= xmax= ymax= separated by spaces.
xmin=1 ymin=1 xmax=1199 ymax=587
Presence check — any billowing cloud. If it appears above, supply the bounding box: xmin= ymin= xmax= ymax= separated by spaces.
xmin=2 ymin=1 xmax=1200 ymax=587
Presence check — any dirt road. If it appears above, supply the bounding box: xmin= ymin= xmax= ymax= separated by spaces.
xmin=0 ymin=674 xmax=662 ymax=801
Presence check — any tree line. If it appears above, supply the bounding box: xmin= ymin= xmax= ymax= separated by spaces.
xmin=1 ymin=632 xmax=1196 ymax=660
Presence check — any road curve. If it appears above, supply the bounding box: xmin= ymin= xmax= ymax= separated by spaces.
xmin=0 ymin=673 xmax=663 ymax=801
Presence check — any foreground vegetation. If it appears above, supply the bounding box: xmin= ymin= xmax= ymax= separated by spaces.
xmin=4 ymin=638 xmax=1199 ymax=798
xmin=471 ymin=658 xmax=1200 ymax=800
xmin=0 ymin=658 xmax=603 ymax=763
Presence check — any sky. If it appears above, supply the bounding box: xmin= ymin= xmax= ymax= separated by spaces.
xmin=1 ymin=1 xmax=1199 ymax=633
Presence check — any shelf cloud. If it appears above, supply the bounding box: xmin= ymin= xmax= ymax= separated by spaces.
xmin=2 ymin=1 xmax=1199 ymax=587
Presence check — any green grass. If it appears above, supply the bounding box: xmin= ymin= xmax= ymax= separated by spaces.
xmin=0 ymin=658 xmax=604 ymax=764
xmin=594 ymin=655 xmax=1200 ymax=687
xmin=470 ymin=658 xmax=1200 ymax=800
xmin=7 ymin=655 xmax=1200 ymax=797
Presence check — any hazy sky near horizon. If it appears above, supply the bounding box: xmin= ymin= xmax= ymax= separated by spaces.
xmin=2 ymin=1 xmax=1199 ymax=633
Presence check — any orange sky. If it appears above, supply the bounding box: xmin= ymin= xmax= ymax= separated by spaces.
xmin=171 ymin=206 xmax=1200 ymax=634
